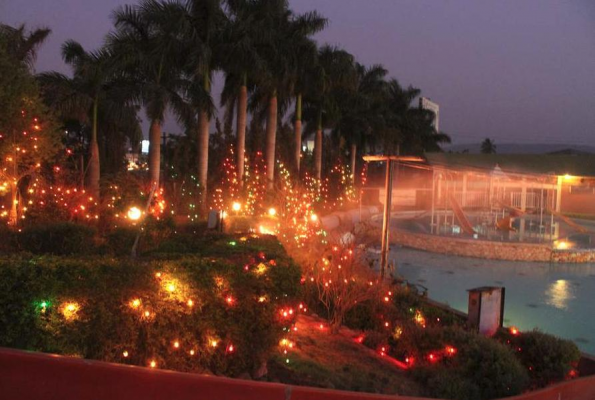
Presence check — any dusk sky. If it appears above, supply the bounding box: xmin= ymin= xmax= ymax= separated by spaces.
xmin=2 ymin=0 xmax=595 ymax=146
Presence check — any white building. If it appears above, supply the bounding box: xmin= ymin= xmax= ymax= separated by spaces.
xmin=419 ymin=97 xmax=440 ymax=133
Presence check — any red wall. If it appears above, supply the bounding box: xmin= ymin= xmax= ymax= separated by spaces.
xmin=2 ymin=347 xmax=595 ymax=400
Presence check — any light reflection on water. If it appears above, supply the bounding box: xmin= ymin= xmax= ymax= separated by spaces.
xmin=545 ymin=279 xmax=576 ymax=310
xmin=392 ymin=247 xmax=595 ymax=354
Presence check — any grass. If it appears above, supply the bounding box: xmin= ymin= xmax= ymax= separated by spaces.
xmin=266 ymin=315 xmax=421 ymax=396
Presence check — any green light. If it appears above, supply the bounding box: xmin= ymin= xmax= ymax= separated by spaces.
xmin=229 ymin=241 xmax=237 ymax=246
xmin=40 ymin=301 xmax=48 ymax=308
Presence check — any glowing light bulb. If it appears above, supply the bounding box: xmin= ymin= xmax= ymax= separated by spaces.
xmin=144 ymin=311 xmax=151 ymax=318
xmin=268 ymin=207 xmax=276 ymax=216
xmin=150 ymin=360 xmax=157 ymax=368
xmin=509 ymin=326 xmax=520 ymax=336
xmin=189 ymin=350 xmax=195 ymax=356
xmin=123 ymin=351 xmax=129 ymax=358
xmin=173 ymin=341 xmax=180 ymax=349
xmin=167 ymin=283 xmax=175 ymax=293
xmin=232 ymin=202 xmax=241 ymax=212
xmin=310 ymin=214 xmax=318 ymax=222
xmin=211 ymin=340 xmax=218 ymax=348
xmin=127 ymin=206 xmax=142 ymax=221
xmin=130 ymin=298 xmax=141 ymax=309
xmin=187 ymin=299 xmax=194 ymax=307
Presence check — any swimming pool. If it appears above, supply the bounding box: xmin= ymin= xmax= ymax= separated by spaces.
xmin=391 ymin=247 xmax=595 ymax=354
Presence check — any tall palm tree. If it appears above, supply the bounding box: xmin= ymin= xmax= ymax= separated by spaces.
xmin=110 ymin=0 xmax=194 ymax=189
xmin=38 ymin=41 xmax=121 ymax=198
xmin=248 ymin=0 xmax=326 ymax=189
xmin=220 ymin=0 xmax=264 ymax=184
xmin=382 ymin=79 xmax=450 ymax=155
xmin=303 ymin=45 xmax=355 ymax=180
xmin=288 ymin=13 xmax=327 ymax=175
xmin=333 ymin=63 xmax=388 ymax=180
xmin=0 ymin=24 xmax=51 ymax=70
xmin=160 ymin=0 xmax=225 ymax=210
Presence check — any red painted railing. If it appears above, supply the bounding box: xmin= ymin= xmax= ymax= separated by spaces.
xmin=2 ymin=347 xmax=595 ymax=400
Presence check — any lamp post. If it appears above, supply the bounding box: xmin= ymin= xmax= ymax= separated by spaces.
xmin=362 ymin=155 xmax=424 ymax=279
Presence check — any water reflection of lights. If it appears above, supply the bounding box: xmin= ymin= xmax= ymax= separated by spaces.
xmin=545 ymin=279 xmax=576 ymax=310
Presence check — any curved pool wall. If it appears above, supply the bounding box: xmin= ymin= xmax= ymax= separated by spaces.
xmin=390 ymin=228 xmax=595 ymax=263
xmin=393 ymin=247 xmax=595 ymax=354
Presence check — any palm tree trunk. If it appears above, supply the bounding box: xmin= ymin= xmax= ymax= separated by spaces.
xmin=314 ymin=110 xmax=323 ymax=180
xmin=148 ymin=118 xmax=161 ymax=187
xmin=236 ymin=76 xmax=248 ymax=185
xmin=350 ymin=143 xmax=357 ymax=184
xmin=198 ymin=110 xmax=209 ymax=212
xmin=87 ymin=99 xmax=100 ymax=199
xmin=294 ymin=93 xmax=302 ymax=174
xmin=265 ymin=91 xmax=278 ymax=190
xmin=198 ymin=74 xmax=211 ymax=213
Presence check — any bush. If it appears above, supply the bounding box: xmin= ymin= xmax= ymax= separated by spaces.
xmin=496 ymin=329 xmax=580 ymax=388
xmin=17 ymin=223 xmax=96 ymax=255
xmin=0 ymin=235 xmax=302 ymax=377
xmin=405 ymin=327 xmax=529 ymax=400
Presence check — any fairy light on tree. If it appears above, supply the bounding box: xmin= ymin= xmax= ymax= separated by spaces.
xmin=0 ymin=78 xmax=60 ymax=225
xmin=243 ymin=151 xmax=267 ymax=216
xmin=211 ymin=145 xmax=240 ymax=213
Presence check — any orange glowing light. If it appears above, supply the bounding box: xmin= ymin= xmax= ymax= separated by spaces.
xmin=123 ymin=351 xmax=129 ymax=358
xmin=150 ymin=360 xmax=157 ymax=368
xmin=130 ymin=298 xmax=141 ymax=309
xmin=509 ymin=326 xmax=520 ymax=336
xmin=127 ymin=206 xmax=142 ymax=221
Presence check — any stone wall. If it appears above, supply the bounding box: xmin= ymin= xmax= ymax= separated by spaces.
xmin=391 ymin=229 xmax=553 ymax=262
xmin=391 ymin=229 xmax=595 ymax=263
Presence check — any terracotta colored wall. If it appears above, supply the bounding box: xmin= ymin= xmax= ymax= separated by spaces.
xmin=1 ymin=347 xmax=595 ymax=400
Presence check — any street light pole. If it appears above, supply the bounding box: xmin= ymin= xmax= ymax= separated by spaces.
xmin=380 ymin=159 xmax=394 ymax=278
xmin=362 ymin=155 xmax=425 ymax=279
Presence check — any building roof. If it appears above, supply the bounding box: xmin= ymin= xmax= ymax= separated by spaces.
xmin=425 ymin=153 xmax=595 ymax=177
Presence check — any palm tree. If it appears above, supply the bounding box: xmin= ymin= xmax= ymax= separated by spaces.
xmin=288 ymin=14 xmax=327 ymax=174
xmin=247 ymin=0 xmax=326 ymax=189
xmin=0 ymin=24 xmax=51 ymax=70
xmin=303 ymin=45 xmax=355 ymax=180
xmin=38 ymin=41 xmax=121 ymax=198
xmin=481 ymin=138 xmax=496 ymax=154
xmin=160 ymin=0 xmax=225 ymax=210
xmin=220 ymin=0 xmax=264 ymax=184
xmin=333 ymin=63 xmax=387 ymax=181
xmin=110 ymin=0 xmax=194 ymax=189
xmin=382 ymin=79 xmax=450 ymax=155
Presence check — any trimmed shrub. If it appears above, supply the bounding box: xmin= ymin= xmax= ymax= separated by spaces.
xmin=496 ymin=329 xmax=581 ymax=388
xmin=17 ymin=223 xmax=96 ymax=255
xmin=0 ymin=236 xmax=302 ymax=377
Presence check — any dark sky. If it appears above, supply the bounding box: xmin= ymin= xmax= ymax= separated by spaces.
xmin=2 ymin=0 xmax=595 ymax=145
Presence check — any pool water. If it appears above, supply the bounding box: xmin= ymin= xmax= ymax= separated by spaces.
xmin=391 ymin=247 xmax=595 ymax=354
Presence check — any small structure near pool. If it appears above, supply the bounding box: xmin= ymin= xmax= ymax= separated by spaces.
xmin=365 ymin=153 xmax=595 ymax=262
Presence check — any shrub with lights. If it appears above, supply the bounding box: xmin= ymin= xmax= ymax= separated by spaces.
xmin=0 ymin=233 xmax=302 ymax=377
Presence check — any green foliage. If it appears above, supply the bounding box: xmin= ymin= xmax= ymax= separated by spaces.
xmin=0 ymin=235 xmax=302 ymax=376
xmin=409 ymin=327 xmax=530 ymax=400
xmin=17 ymin=222 xmax=96 ymax=255
xmin=496 ymin=329 xmax=580 ymax=388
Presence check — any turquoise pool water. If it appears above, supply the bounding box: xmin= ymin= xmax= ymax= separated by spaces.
xmin=391 ymin=247 xmax=595 ymax=354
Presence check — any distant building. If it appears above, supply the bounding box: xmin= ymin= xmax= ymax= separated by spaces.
xmin=419 ymin=97 xmax=440 ymax=132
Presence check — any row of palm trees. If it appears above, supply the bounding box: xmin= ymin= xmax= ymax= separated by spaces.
xmin=11 ymin=0 xmax=451 ymax=207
